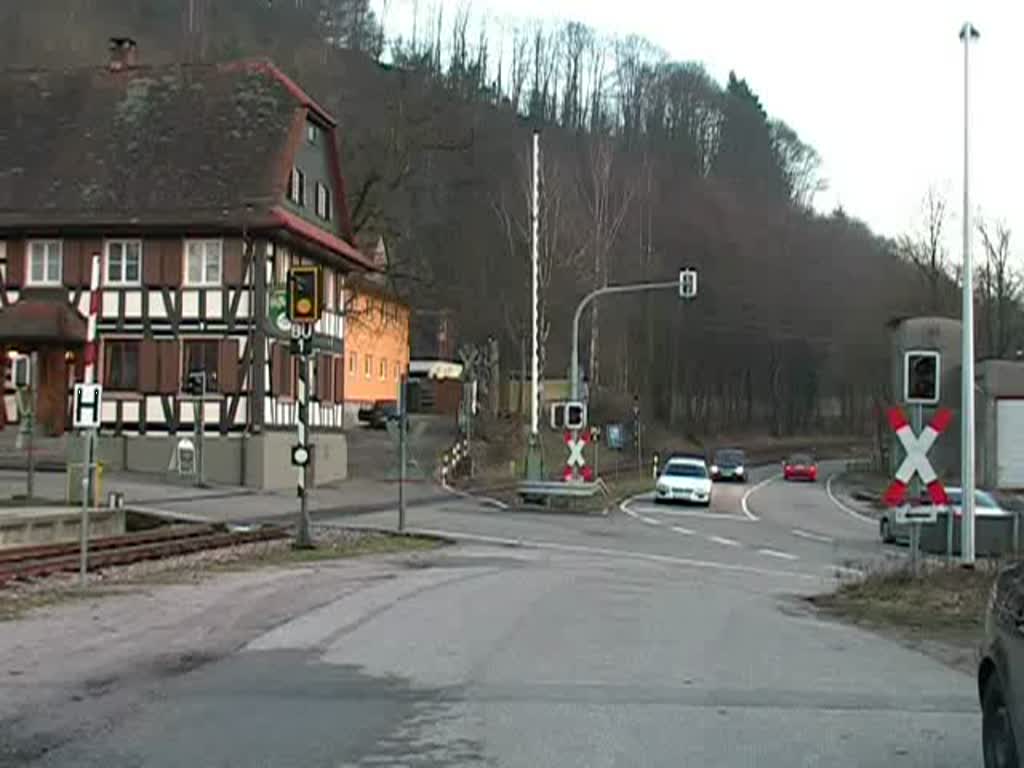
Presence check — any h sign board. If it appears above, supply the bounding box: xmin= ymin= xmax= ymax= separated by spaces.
xmin=72 ymin=384 xmax=103 ymax=429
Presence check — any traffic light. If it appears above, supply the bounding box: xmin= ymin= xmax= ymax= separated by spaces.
xmin=904 ymin=350 xmax=940 ymax=404
xmin=288 ymin=266 xmax=322 ymax=323
xmin=565 ymin=401 xmax=587 ymax=430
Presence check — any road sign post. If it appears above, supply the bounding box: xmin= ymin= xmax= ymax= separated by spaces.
xmin=73 ymin=382 xmax=103 ymax=587
xmin=895 ymin=505 xmax=938 ymax=576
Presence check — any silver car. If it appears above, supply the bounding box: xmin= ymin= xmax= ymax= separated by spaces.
xmin=880 ymin=487 xmax=1008 ymax=544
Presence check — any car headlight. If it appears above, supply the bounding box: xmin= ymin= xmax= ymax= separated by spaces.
xmin=656 ymin=484 xmax=669 ymax=493
xmin=710 ymin=465 xmax=719 ymax=474
xmin=735 ymin=466 xmax=744 ymax=474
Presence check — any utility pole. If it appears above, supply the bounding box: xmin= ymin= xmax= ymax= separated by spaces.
xmin=398 ymin=374 xmax=407 ymax=532
xmin=959 ymin=21 xmax=980 ymax=566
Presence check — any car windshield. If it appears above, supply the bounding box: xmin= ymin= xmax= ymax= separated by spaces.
xmin=714 ymin=450 xmax=745 ymax=464
xmin=947 ymin=490 xmax=997 ymax=508
xmin=788 ymin=454 xmax=812 ymax=465
xmin=664 ymin=462 xmax=708 ymax=478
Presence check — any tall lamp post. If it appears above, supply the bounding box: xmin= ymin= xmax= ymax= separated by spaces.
xmin=959 ymin=21 xmax=980 ymax=566
xmin=525 ymin=130 xmax=544 ymax=481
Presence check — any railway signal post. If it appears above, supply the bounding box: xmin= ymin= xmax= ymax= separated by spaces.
xmin=288 ymin=266 xmax=321 ymax=549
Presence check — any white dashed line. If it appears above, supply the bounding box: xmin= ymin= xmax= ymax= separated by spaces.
xmin=758 ymin=548 xmax=799 ymax=561
xmin=825 ymin=474 xmax=876 ymax=525
xmin=792 ymin=528 xmax=834 ymax=544
xmin=708 ymin=535 xmax=741 ymax=548
xmin=671 ymin=526 xmax=696 ymax=536
xmin=639 ymin=516 xmax=662 ymax=526
xmin=740 ymin=473 xmax=780 ymax=521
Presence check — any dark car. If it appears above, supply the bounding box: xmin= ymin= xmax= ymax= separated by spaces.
xmin=357 ymin=400 xmax=399 ymax=429
xmin=979 ymin=562 xmax=1024 ymax=766
xmin=782 ymin=453 xmax=817 ymax=482
xmin=710 ymin=448 xmax=747 ymax=482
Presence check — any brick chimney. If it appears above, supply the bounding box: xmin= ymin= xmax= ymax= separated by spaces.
xmin=108 ymin=37 xmax=138 ymax=72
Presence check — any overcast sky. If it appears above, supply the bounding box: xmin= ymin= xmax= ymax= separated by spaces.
xmin=374 ymin=0 xmax=1017 ymax=259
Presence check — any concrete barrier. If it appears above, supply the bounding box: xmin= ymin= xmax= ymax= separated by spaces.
xmin=0 ymin=506 xmax=126 ymax=549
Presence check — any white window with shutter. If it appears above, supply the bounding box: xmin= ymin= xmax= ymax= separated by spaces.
xmin=185 ymin=239 xmax=223 ymax=286
xmin=105 ymin=240 xmax=142 ymax=285
xmin=289 ymin=168 xmax=306 ymax=206
xmin=27 ymin=240 xmax=62 ymax=285
xmin=316 ymin=183 xmax=331 ymax=221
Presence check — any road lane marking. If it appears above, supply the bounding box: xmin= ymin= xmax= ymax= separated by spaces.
xmin=825 ymin=474 xmax=876 ymax=525
xmin=405 ymin=528 xmax=820 ymax=581
xmin=639 ymin=516 xmax=662 ymax=526
xmin=620 ymin=495 xmax=753 ymax=523
xmin=740 ymin=474 xmax=780 ymax=521
xmin=671 ymin=526 xmax=696 ymax=535
xmin=708 ymin=535 xmax=741 ymax=548
xmin=758 ymin=548 xmax=799 ymax=561
xmin=792 ymin=528 xmax=834 ymax=544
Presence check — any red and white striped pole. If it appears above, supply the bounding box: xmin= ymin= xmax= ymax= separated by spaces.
xmin=82 ymin=254 xmax=101 ymax=384
xmin=78 ymin=253 xmax=101 ymax=587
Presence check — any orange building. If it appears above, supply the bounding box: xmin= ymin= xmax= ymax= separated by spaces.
xmin=342 ymin=271 xmax=409 ymax=420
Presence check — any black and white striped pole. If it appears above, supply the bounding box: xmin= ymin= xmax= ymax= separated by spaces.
xmin=287 ymin=265 xmax=322 ymax=549
xmin=292 ymin=323 xmax=314 ymax=549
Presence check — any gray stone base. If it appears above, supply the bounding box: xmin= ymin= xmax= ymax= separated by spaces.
xmin=91 ymin=432 xmax=348 ymax=491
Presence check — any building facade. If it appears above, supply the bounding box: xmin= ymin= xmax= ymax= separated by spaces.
xmin=0 ymin=41 xmax=374 ymax=488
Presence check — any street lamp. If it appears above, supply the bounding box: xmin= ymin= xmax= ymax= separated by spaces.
xmin=960 ymin=21 xmax=980 ymax=566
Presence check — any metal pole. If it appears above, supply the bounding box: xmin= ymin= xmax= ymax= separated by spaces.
xmin=571 ymin=281 xmax=678 ymax=402
xmin=960 ymin=21 xmax=980 ymax=567
xmin=26 ymin=353 xmax=35 ymax=500
xmin=79 ymin=431 xmax=92 ymax=587
xmin=398 ymin=374 xmax=407 ymax=532
xmin=910 ymin=523 xmax=920 ymax=577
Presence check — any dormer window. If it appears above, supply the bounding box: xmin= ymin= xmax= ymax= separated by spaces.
xmin=288 ymin=167 xmax=306 ymax=206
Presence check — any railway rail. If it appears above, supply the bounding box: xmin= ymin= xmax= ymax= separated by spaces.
xmin=0 ymin=523 xmax=288 ymax=586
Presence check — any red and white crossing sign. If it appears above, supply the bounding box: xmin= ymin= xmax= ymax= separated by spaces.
xmin=883 ymin=406 xmax=952 ymax=507
xmin=563 ymin=431 xmax=593 ymax=482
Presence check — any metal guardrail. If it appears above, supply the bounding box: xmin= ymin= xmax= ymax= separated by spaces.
xmin=517 ymin=479 xmax=609 ymax=499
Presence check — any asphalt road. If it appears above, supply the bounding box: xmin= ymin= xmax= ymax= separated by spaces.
xmin=8 ymin=461 xmax=981 ymax=767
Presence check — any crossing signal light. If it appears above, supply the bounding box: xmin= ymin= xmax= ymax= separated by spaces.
xmin=288 ymin=266 xmax=322 ymax=323
xmin=904 ymin=350 xmax=940 ymax=404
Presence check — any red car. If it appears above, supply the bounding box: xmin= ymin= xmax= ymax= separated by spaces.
xmin=783 ymin=453 xmax=817 ymax=482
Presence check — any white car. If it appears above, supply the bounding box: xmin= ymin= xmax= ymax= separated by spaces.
xmin=655 ymin=457 xmax=712 ymax=507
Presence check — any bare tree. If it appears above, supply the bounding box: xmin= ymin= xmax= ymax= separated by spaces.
xmin=978 ymin=220 xmax=1021 ymax=358
xmin=897 ymin=187 xmax=950 ymax=313
xmin=577 ymin=136 xmax=640 ymax=394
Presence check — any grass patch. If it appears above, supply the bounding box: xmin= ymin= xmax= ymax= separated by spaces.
xmin=810 ymin=560 xmax=998 ymax=639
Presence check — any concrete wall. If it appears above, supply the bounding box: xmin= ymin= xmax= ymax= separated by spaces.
xmin=977 ymin=360 xmax=1024 ymax=488
xmin=94 ymin=431 xmax=348 ymax=491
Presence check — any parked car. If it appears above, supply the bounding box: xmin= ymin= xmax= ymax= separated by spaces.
xmin=655 ymin=457 xmax=712 ymax=507
xmin=879 ymin=487 xmax=1009 ymax=545
xmin=782 ymin=453 xmax=817 ymax=482
xmin=357 ymin=400 xmax=399 ymax=429
xmin=979 ymin=561 xmax=1024 ymax=766
xmin=710 ymin=448 xmax=747 ymax=482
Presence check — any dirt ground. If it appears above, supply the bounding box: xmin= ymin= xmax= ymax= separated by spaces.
xmin=808 ymin=560 xmax=999 ymax=675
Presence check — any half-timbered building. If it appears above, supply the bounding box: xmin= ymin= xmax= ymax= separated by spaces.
xmin=0 ymin=39 xmax=377 ymax=488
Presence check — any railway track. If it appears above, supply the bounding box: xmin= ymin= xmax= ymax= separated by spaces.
xmin=0 ymin=524 xmax=288 ymax=586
